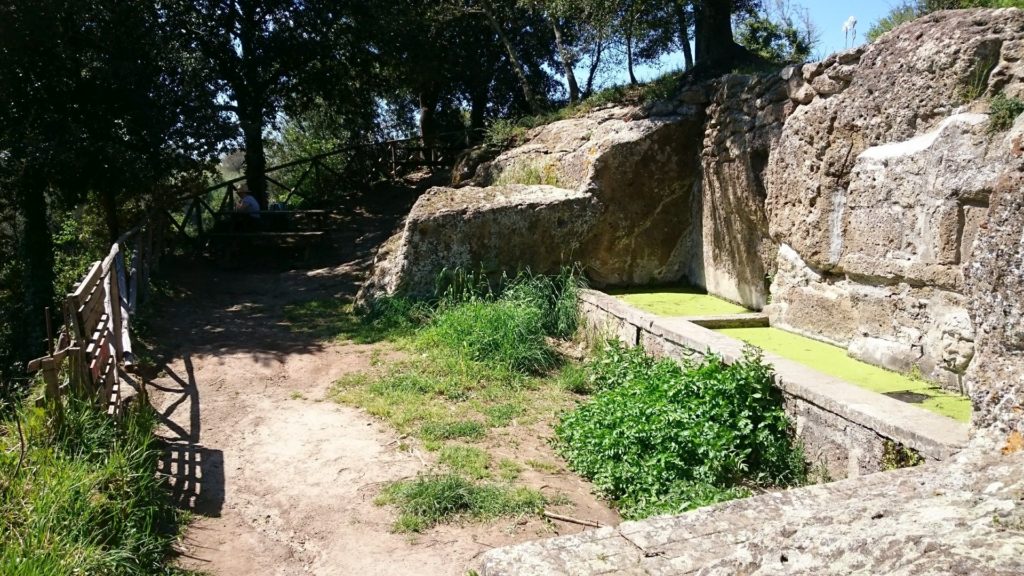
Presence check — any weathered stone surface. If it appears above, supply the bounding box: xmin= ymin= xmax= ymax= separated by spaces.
xmin=364 ymin=106 xmax=707 ymax=299
xmin=358 ymin=185 xmax=597 ymax=299
xmin=475 ymin=107 xmax=707 ymax=287
xmin=764 ymin=9 xmax=1024 ymax=390
xmin=479 ymin=448 xmax=1024 ymax=576
xmin=700 ymin=73 xmax=789 ymax=309
xmin=965 ymin=115 xmax=1024 ymax=441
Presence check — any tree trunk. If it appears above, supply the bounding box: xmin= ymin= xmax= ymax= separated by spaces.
xmin=16 ymin=168 xmax=56 ymax=363
xmin=549 ymin=16 xmax=579 ymax=104
xmin=626 ymin=32 xmax=637 ymax=86
xmin=675 ymin=1 xmax=694 ymax=71
xmin=240 ymin=105 xmax=268 ymax=210
xmin=479 ymin=1 xmax=540 ymax=112
xmin=694 ymin=0 xmax=738 ymax=70
xmin=469 ymin=86 xmax=489 ymax=141
xmin=418 ymin=89 xmax=439 ymax=147
xmin=236 ymin=0 xmax=268 ymax=210
xmin=585 ymin=37 xmax=603 ymax=97
xmin=99 ymin=187 xmax=120 ymax=242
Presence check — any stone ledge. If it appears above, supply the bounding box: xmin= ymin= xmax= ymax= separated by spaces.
xmin=579 ymin=290 xmax=968 ymax=461
xmin=479 ymin=449 xmax=1024 ymax=575
xmin=677 ymin=313 xmax=769 ymax=329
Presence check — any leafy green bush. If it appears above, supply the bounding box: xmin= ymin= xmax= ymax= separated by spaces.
xmin=1 ymin=398 xmax=183 ymax=575
xmin=375 ymin=474 xmax=545 ymax=532
xmin=555 ymin=343 xmax=806 ymax=519
xmin=989 ymin=93 xmax=1024 ymax=133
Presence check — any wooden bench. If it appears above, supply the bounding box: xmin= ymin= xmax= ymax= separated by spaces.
xmin=208 ymin=210 xmax=330 ymax=262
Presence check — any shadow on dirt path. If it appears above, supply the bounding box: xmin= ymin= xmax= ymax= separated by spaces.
xmin=141 ymin=183 xmax=618 ymax=576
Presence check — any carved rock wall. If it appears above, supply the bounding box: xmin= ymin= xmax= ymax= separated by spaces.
xmin=699 ymin=74 xmax=790 ymax=309
xmin=764 ymin=8 xmax=1024 ymax=391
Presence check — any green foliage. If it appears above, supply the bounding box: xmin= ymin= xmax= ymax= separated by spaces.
xmin=866 ymin=3 xmax=919 ymax=43
xmin=0 ymin=398 xmax=183 ymax=575
xmin=882 ymin=441 xmax=924 ymax=470
xmin=555 ymin=342 xmax=807 ymax=519
xmin=284 ymin=296 xmax=430 ymax=344
xmin=422 ymin=301 xmax=554 ymax=374
xmin=439 ymin=445 xmax=493 ymax=479
xmin=375 ymin=474 xmax=546 ymax=533
xmin=421 ymin=267 xmax=584 ymax=373
xmin=493 ymin=162 xmax=562 ymax=187
xmin=419 ymin=420 xmax=488 ymax=442
xmin=481 ymin=70 xmax=688 ymax=150
xmin=737 ymin=15 xmax=812 ymax=64
xmin=988 ymin=93 xmax=1024 ymax=132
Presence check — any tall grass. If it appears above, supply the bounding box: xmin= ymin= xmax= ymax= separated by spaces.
xmin=419 ymin=267 xmax=584 ymax=374
xmin=1 ymin=397 xmax=183 ymax=576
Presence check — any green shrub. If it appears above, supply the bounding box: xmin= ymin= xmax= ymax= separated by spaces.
xmin=0 ymin=398 xmax=182 ymax=575
xmin=555 ymin=343 xmax=806 ymax=519
xmin=989 ymin=93 xmax=1024 ymax=133
xmin=375 ymin=474 xmax=546 ymax=532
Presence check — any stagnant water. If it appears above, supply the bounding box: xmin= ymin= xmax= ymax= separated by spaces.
xmin=611 ymin=288 xmax=971 ymax=423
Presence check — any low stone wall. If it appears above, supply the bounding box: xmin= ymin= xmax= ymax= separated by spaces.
xmin=579 ymin=290 xmax=968 ymax=479
xmin=479 ymin=446 xmax=1024 ymax=576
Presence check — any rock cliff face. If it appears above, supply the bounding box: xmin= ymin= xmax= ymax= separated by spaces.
xmin=363 ymin=106 xmax=707 ymax=299
xmin=765 ymin=8 xmax=1024 ymax=392
xmin=363 ymin=8 xmax=1024 ymax=416
xmin=965 ymin=116 xmax=1024 ymax=441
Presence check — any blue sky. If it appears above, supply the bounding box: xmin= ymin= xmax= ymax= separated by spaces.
xmin=619 ymin=0 xmax=900 ymax=84
xmin=806 ymin=0 xmax=896 ymax=56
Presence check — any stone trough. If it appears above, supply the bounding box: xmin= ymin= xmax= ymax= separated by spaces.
xmin=579 ymin=289 xmax=969 ymax=479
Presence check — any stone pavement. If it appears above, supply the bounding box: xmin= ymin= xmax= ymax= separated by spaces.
xmin=479 ymin=446 xmax=1024 ymax=575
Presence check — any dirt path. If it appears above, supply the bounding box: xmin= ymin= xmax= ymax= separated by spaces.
xmin=142 ymin=197 xmax=617 ymax=575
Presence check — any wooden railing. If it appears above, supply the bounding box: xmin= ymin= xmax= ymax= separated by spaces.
xmin=23 ymin=134 xmax=465 ymax=417
xmin=26 ymin=215 xmax=166 ymax=418
xmin=164 ymin=136 xmax=464 ymax=245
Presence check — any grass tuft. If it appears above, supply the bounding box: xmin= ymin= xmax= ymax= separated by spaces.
xmin=375 ymin=474 xmax=546 ymax=533
xmin=419 ymin=420 xmax=487 ymax=442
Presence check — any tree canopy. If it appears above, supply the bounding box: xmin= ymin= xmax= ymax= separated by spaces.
xmin=0 ymin=0 xmax=823 ymax=393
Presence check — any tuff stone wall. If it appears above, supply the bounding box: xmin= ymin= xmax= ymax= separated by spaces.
xmin=763 ymin=8 xmax=1024 ymax=393
xmin=362 ymin=106 xmax=708 ymax=300
xmin=699 ymin=74 xmax=789 ymax=309
xmin=965 ymin=116 xmax=1024 ymax=443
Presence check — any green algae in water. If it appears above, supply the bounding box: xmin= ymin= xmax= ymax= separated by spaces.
xmin=610 ymin=287 xmax=751 ymax=317
xmin=715 ymin=327 xmax=971 ymax=423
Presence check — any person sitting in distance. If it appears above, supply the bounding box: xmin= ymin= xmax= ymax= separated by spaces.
xmin=235 ymin=184 xmax=261 ymax=218
xmin=233 ymin=183 xmax=261 ymax=232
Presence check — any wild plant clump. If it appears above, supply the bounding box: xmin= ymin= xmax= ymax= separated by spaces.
xmin=555 ymin=342 xmax=807 ymax=520
xmin=419 ymin=267 xmax=584 ymax=374
xmin=988 ymin=93 xmax=1024 ymax=133
xmin=0 ymin=398 xmax=182 ymax=575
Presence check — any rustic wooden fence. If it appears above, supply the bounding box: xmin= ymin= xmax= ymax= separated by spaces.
xmin=23 ymin=134 xmax=463 ymax=417
xmin=165 ymin=136 xmax=462 ymax=245
xmin=26 ymin=215 xmax=166 ymax=418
